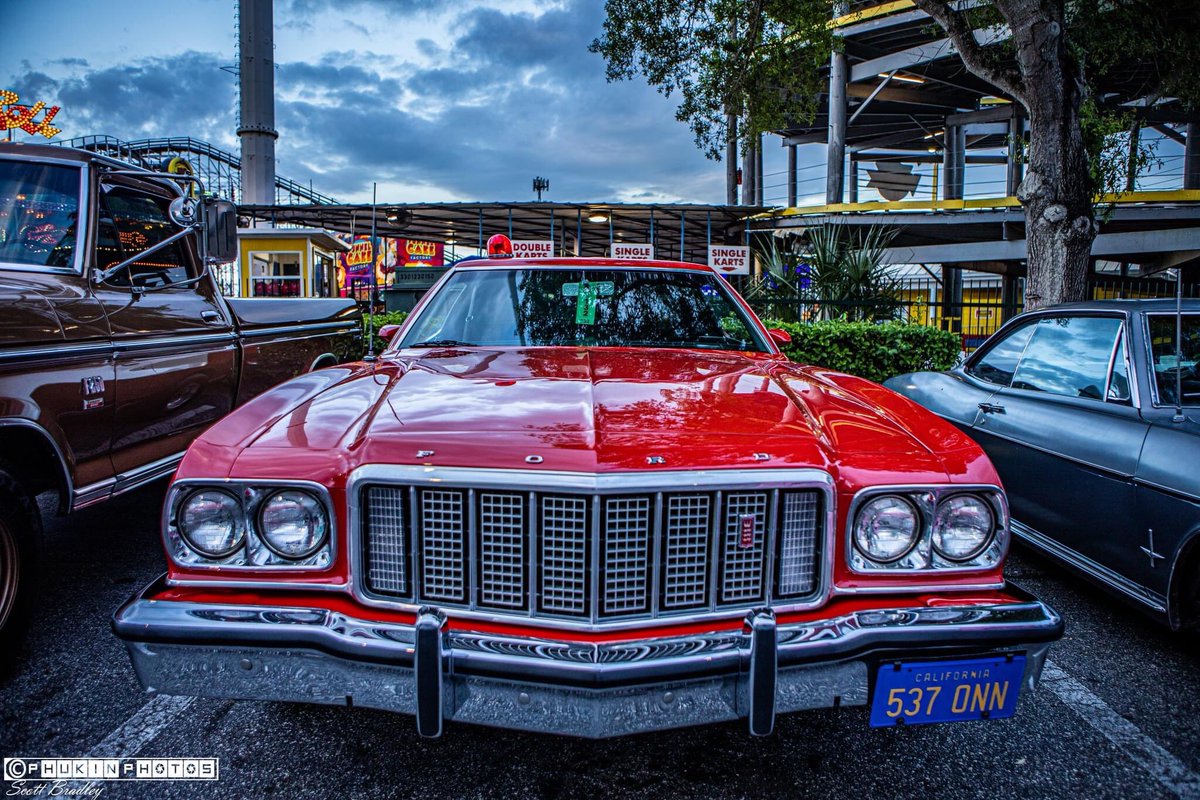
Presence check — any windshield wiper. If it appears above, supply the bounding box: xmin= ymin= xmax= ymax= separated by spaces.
xmin=408 ymin=339 xmax=476 ymax=348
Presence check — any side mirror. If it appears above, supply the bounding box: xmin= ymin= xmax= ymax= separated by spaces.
xmin=766 ymin=328 xmax=792 ymax=347
xmin=203 ymin=199 xmax=238 ymax=263
xmin=378 ymin=324 xmax=403 ymax=344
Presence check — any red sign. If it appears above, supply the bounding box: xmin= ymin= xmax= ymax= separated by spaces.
xmin=397 ymin=238 xmax=444 ymax=267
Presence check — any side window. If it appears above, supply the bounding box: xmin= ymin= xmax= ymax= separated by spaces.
xmin=249 ymin=252 xmax=303 ymax=297
xmin=97 ymin=185 xmax=192 ymax=287
xmin=1147 ymin=313 xmax=1200 ymax=406
xmin=0 ymin=160 xmax=81 ymax=270
xmin=966 ymin=321 xmax=1035 ymax=386
xmin=1010 ymin=316 xmax=1123 ymax=401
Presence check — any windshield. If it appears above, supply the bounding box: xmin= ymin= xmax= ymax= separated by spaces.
xmin=0 ymin=159 xmax=81 ymax=270
xmin=398 ymin=267 xmax=769 ymax=352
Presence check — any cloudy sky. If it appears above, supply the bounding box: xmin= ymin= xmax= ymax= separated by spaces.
xmin=1 ymin=0 xmax=804 ymax=205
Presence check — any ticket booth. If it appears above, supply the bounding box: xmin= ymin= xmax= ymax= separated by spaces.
xmin=237 ymin=228 xmax=350 ymax=298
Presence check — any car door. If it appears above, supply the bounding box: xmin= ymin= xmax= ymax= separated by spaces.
xmin=0 ymin=154 xmax=116 ymax=496
xmin=969 ymin=314 xmax=1149 ymax=580
xmin=88 ymin=173 xmax=238 ymax=479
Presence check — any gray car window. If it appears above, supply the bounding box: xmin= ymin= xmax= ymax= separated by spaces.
xmin=966 ymin=321 xmax=1035 ymax=386
xmin=1010 ymin=316 xmax=1123 ymax=400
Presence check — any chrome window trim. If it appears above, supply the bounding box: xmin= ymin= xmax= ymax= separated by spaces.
xmin=0 ymin=155 xmax=88 ymax=275
xmin=844 ymin=483 xmax=1009 ymax=577
xmin=1142 ymin=311 xmax=1200 ymax=409
xmin=163 ymin=477 xmax=342 ymax=577
xmin=347 ymin=465 xmax=836 ymax=632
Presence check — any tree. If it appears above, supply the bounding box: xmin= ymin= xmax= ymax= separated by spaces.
xmin=592 ymin=1 xmax=1200 ymax=309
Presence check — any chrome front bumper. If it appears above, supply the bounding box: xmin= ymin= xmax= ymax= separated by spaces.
xmin=113 ymin=579 xmax=1062 ymax=739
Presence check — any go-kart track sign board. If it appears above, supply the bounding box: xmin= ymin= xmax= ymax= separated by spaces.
xmin=611 ymin=243 xmax=653 ymax=259
xmin=512 ymin=240 xmax=554 ymax=258
xmin=709 ymin=244 xmax=750 ymax=275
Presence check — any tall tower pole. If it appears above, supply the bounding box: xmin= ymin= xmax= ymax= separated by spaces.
xmin=238 ymin=0 xmax=278 ymax=206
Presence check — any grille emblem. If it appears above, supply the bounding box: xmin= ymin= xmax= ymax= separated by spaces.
xmin=525 ymin=455 xmax=544 ymax=464
xmin=739 ymin=514 xmax=757 ymax=548
xmin=646 ymin=456 xmax=666 ymax=465
xmin=416 ymin=450 xmax=435 ymax=458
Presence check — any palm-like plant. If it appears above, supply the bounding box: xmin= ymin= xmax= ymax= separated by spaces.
xmin=794 ymin=224 xmax=901 ymax=322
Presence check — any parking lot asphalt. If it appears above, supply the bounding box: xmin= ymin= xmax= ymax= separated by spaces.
xmin=1 ymin=481 xmax=1197 ymax=800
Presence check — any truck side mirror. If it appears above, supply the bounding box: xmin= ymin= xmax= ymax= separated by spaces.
xmin=378 ymin=324 xmax=403 ymax=343
xmin=204 ymin=199 xmax=238 ymax=263
xmin=766 ymin=328 xmax=792 ymax=347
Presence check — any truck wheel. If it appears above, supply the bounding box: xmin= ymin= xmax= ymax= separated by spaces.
xmin=0 ymin=469 xmax=39 ymax=665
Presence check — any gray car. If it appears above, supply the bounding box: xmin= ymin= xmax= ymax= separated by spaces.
xmin=886 ymin=299 xmax=1199 ymax=631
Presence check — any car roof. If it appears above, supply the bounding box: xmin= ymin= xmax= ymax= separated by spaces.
xmin=1031 ymin=298 xmax=1200 ymax=314
xmin=455 ymin=257 xmax=713 ymax=270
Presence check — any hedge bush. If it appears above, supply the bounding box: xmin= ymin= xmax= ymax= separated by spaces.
xmin=362 ymin=310 xmax=408 ymax=355
xmin=761 ymin=319 xmax=961 ymax=384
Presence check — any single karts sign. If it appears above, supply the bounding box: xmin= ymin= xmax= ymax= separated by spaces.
xmin=708 ymin=244 xmax=750 ymax=275
xmin=611 ymin=243 xmax=653 ymax=260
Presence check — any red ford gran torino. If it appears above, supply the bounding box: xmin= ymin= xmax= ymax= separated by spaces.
xmin=113 ymin=240 xmax=1062 ymax=738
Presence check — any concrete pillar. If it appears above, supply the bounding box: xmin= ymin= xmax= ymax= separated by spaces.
xmin=943 ymin=125 xmax=966 ymax=201
xmin=1007 ymin=115 xmax=1025 ymax=196
xmin=1002 ymin=271 xmax=1022 ymax=320
xmin=238 ymin=0 xmax=278 ymax=206
xmin=826 ymin=50 xmax=848 ymax=204
xmin=743 ymin=139 xmax=756 ymax=206
xmin=1185 ymin=122 xmax=1200 ymax=190
xmin=941 ymin=265 xmax=963 ymax=333
xmin=848 ymin=159 xmax=859 ymax=203
xmin=787 ymin=145 xmax=797 ymax=207
xmin=726 ymin=112 xmax=739 ymax=204
xmin=755 ymin=133 xmax=764 ymax=206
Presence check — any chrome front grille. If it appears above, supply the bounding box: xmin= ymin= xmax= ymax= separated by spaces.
xmin=360 ymin=482 xmax=825 ymax=624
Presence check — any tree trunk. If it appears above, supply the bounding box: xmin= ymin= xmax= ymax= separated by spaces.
xmin=913 ymin=0 xmax=1097 ymax=310
xmin=1007 ymin=2 xmax=1095 ymax=309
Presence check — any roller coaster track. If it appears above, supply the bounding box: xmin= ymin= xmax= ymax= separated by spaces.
xmin=52 ymin=134 xmax=338 ymax=205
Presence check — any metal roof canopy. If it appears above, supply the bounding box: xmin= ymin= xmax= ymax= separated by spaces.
xmin=236 ymin=202 xmax=764 ymax=264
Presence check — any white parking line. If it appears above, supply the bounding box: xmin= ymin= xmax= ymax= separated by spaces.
xmin=87 ymin=695 xmax=196 ymax=758
xmin=1041 ymin=661 xmax=1200 ymax=799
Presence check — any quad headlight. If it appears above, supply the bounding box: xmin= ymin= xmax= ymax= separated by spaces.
xmin=167 ymin=481 xmax=334 ymax=569
xmin=849 ymin=488 xmax=1006 ymax=573
xmin=258 ymin=490 xmax=329 ymax=559
xmin=178 ymin=490 xmax=245 ymax=558
xmin=853 ymin=495 xmax=920 ymax=562
xmin=932 ymin=495 xmax=995 ymax=562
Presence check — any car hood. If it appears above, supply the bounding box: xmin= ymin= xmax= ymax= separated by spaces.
xmin=208 ymin=347 xmax=960 ymax=477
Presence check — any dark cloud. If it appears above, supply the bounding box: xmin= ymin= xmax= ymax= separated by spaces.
xmin=282 ymin=0 xmax=442 ymax=20
xmin=4 ymin=1 xmax=722 ymax=203
xmin=48 ymin=57 xmax=90 ymax=69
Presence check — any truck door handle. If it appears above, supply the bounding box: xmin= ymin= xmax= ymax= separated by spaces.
xmin=978 ymin=402 xmax=1006 ymax=414
xmin=201 ymin=310 xmax=222 ymax=323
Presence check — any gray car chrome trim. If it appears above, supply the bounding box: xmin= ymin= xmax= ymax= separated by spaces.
xmin=345 ymin=465 xmax=837 ymax=632
xmin=1011 ymin=519 xmax=1167 ymax=613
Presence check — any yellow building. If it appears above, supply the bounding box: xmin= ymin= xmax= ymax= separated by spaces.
xmin=237 ymin=227 xmax=349 ymax=298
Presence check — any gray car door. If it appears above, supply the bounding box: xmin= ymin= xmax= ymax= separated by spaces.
xmin=969 ymin=315 xmax=1150 ymax=585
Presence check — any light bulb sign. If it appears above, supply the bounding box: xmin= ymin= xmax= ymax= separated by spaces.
xmin=611 ymin=243 xmax=653 ymax=260
xmin=2 ymin=91 xmax=62 ymax=139
xmin=708 ymin=244 xmax=750 ymax=275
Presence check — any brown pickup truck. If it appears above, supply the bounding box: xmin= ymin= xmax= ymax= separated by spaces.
xmin=0 ymin=142 xmax=361 ymax=655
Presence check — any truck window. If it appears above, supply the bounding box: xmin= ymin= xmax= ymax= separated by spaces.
xmin=97 ymin=185 xmax=192 ymax=288
xmin=0 ymin=160 xmax=81 ymax=270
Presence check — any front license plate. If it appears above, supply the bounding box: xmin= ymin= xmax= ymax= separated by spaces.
xmin=869 ymin=656 xmax=1026 ymax=727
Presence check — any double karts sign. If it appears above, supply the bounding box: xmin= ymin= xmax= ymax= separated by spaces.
xmin=708 ymin=244 xmax=750 ymax=275
xmin=512 ymin=240 xmax=554 ymax=258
